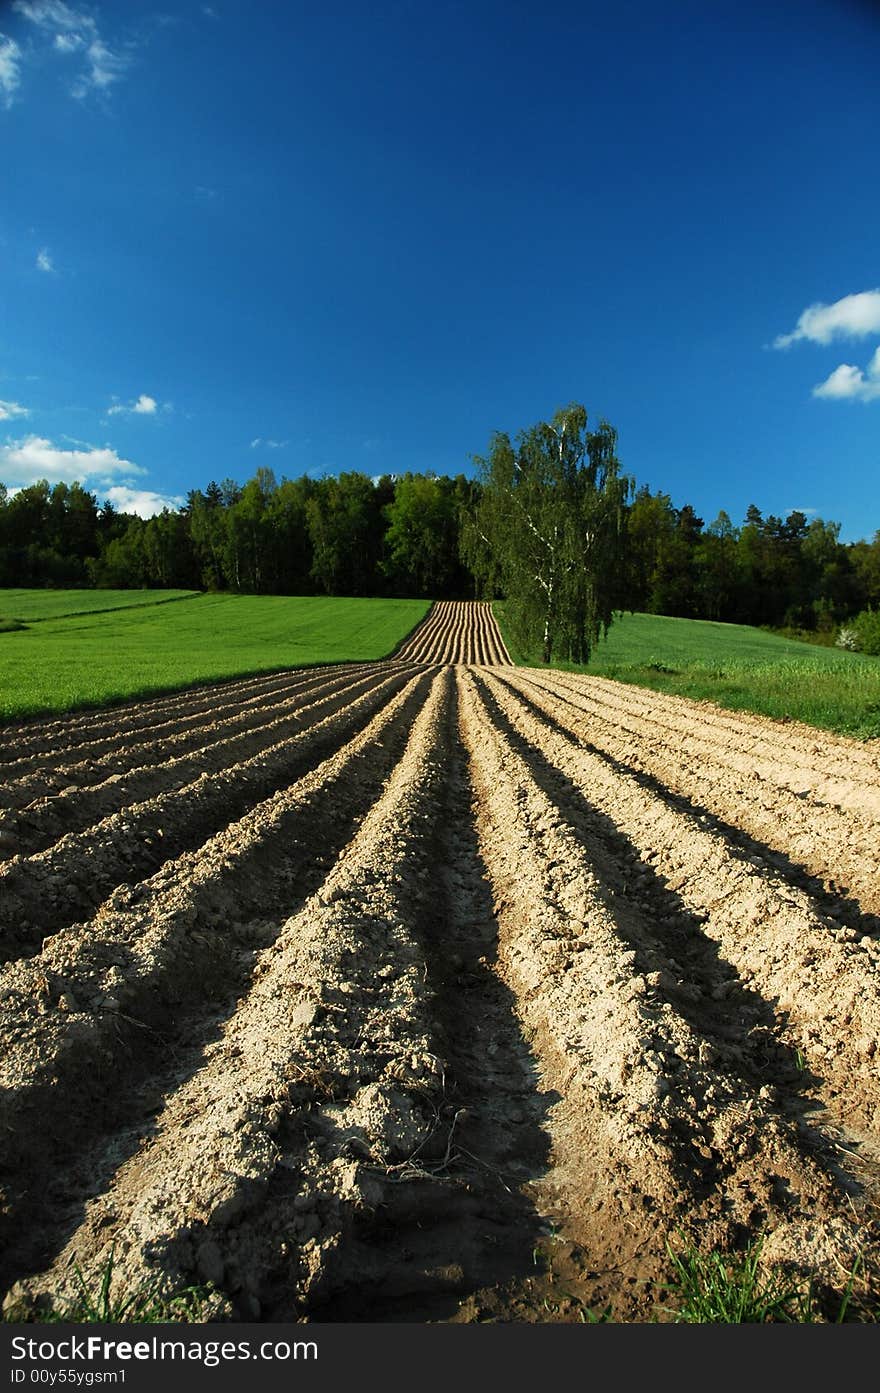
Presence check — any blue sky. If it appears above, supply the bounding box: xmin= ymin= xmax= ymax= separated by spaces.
xmin=1 ymin=0 xmax=878 ymax=540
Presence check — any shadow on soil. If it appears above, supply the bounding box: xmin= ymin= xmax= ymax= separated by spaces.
xmin=475 ymin=675 xmax=865 ymax=1206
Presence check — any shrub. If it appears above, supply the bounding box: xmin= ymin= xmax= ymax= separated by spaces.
xmin=852 ymin=608 xmax=880 ymax=657
xmin=836 ymin=626 xmax=860 ymax=651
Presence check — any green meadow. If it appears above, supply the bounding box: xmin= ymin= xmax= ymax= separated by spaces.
xmin=495 ymin=605 xmax=880 ymax=740
xmin=0 ymin=592 xmax=430 ymax=722
xmin=0 ymin=588 xmax=200 ymax=621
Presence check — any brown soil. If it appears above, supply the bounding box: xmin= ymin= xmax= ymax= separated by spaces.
xmin=1 ymin=599 xmax=879 ymax=1324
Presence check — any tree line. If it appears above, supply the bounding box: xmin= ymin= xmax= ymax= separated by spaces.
xmin=2 ymin=405 xmax=879 ymax=657
xmin=0 ymin=470 xmax=477 ymax=601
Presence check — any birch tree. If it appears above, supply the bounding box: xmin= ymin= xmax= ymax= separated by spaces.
xmin=462 ymin=403 xmax=632 ymax=664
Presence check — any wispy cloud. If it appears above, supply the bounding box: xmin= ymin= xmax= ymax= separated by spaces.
xmin=250 ymin=436 xmax=288 ymax=449
xmin=813 ymin=347 xmax=880 ymax=403
xmin=107 ymin=393 xmax=160 ymax=417
xmin=0 ymin=35 xmax=22 ymax=108
xmin=102 ymin=485 xmax=184 ymax=518
xmin=14 ymin=0 xmax=85 ymax=27
xmin=774 ymin=289 xmax=880 ymax=349
xmin=73 ymin=37 xmax=125 ymax=97
xmin=35 ymin=247 xmax=54 ymax=273
xmin=10 ymin=0 xmax=130 ymax=101
xmin=0 ymin=434 xmax=145 ymax=487
xmin=0 ymin=399 xmax=29 ymax=421
xmin=53 ymin=31 xmax=84 ymax=54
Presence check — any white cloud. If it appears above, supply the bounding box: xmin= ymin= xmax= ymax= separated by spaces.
xmin=0 ymin=434 xmax=184 ymax=516
xmin=0 ymin=35 xmax=22 ymax=107
xmin=0 ymin=400 xmax=29 ymax=421
xmin=53 ymin=32 xmax=84 ymax=53
xmin=13 ymin=0 xmax=85 ymax=29
xmin=35 ymin=247 xmax=54 ymax=273
xmin=107 ymin=393 xmax=163 ymax=417
xmin=0 ymin=434 xmax=145 ymax=486
xmin=102 ymin=485 xmax=184 ymax=518
xmin=775 ymin=289 xmax=880 ymax=349
xmin=71 ymin=37 xmax=126 ymax=98
xmin=11 ymin=0 xmax=129 ymax=100
xmin=250 ymin=436 xmax=287 ymax=449
xmin=813 ymin=346 xmax=880 ymax=402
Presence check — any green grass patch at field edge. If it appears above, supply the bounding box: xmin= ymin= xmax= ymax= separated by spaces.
xmin=0 ymin=594 xmax=431 ymax=723
xmin=493 ymin=605 xmax=880 ymax=740
xmin=0 ymin=587 xmax=200 ymax=621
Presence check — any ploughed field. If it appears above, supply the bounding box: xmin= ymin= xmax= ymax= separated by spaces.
xmin=1 ymin=599 xmax=880 ymax=1322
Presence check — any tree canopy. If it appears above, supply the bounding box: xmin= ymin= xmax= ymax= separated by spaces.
xmin=462 ymin=404 xmax=632 ymax=663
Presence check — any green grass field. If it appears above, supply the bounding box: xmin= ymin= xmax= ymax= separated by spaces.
xmin=0 ymin=592 xmax=430 ymax=722
xmin=494 ymin=605 xmax=880 ymax=740
xmin=0 ymin=588 xmax=200 ymax=621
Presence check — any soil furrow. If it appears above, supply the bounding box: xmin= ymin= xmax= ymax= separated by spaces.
xmin=0 ymin=669 xmax=437 ymax=1287
xmin=458 ymin=669 xmax=869 ymax=1315
xmin=506 ymin=668 xmax=880 ymax=919
xmin=0 ymin=666 xmax=413 ymax=859
xmin=479 ymin=668 xmax=880 ymax=1136
xmin=0 ymin=663 xmax=369 ymax=775
xmin=395 ymin=600 xmax=510 ymax=666
xmin=550 ymin=670 xmax=880 ymax=795
xmin=3 ymin=670 xmax=455 ymax=1317
xmin=0 ymin=667 xmax=419 ymax=962
xmin=0 ymin=662 xmax=320 ymax=751
xmin=0 ymin=665 xmax=369 ymax=813
xmin=302 ymin=673 xmax=560 ymax=1321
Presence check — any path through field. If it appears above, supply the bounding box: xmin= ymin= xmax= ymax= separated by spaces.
xmin=2 ymin=600 xmax=879 ymax=1322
